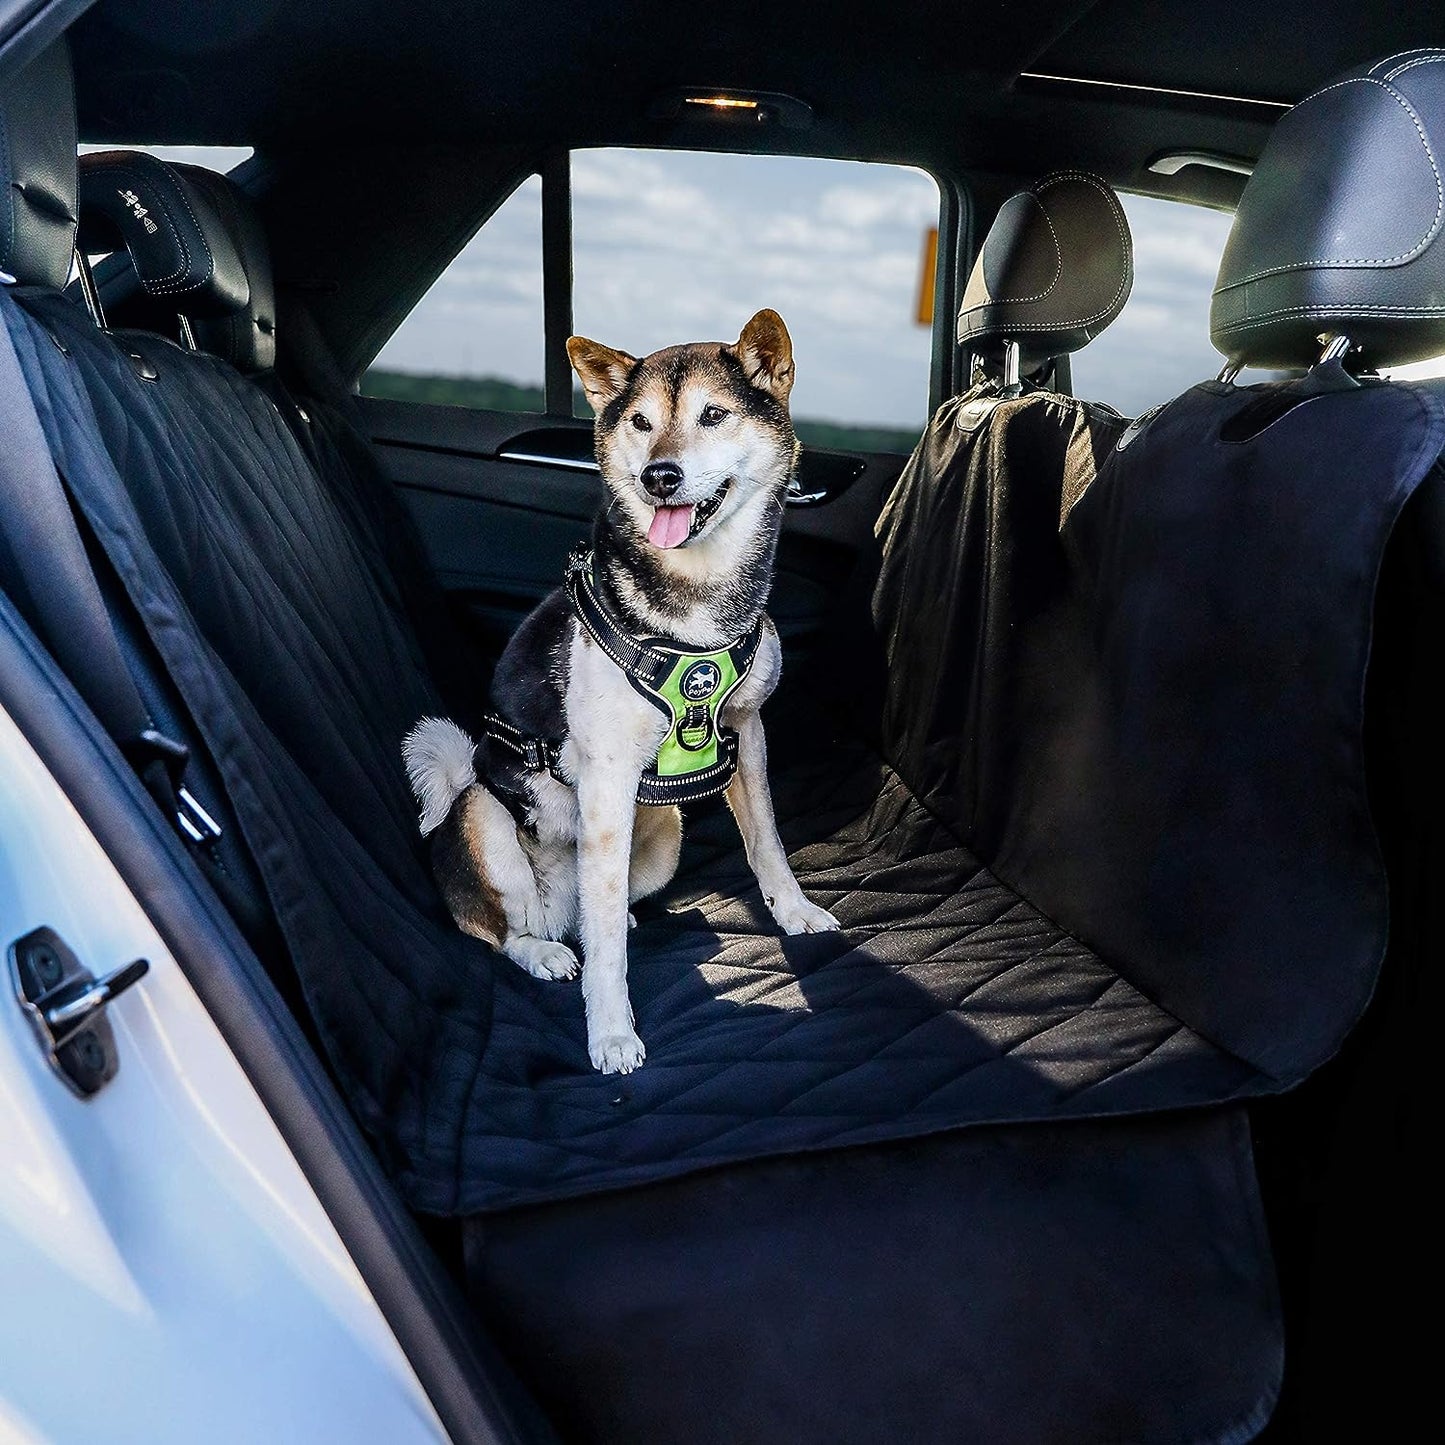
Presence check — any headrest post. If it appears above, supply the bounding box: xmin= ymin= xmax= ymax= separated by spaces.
xmin=72 ymin=246 xmax=107 ymax=330
xmin=1002 ymin=340 xmax=1020 ymax=390
xmin=177 ymin=315 xmax=199 ymax=352
xmin=1217 ymin=361 xmax=1242 ymax=385
xmin=1317 ymin=332 xmax=1355 ymax=367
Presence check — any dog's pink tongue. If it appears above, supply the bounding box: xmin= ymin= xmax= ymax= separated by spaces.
xmin=648 ymin=504 xmax=694 ymax=549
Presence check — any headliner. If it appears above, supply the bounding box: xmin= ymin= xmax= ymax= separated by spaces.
xmin=66 ymin=0 xmax=1439 ymax=194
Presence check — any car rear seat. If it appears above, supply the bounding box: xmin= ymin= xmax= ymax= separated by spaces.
xmin=7 ymin=32 xmax=1441 ymax=1440
xmin=24 ymin=118 xmax=1276 ymax=1208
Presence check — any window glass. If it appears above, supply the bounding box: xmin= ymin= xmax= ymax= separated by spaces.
xmin=1069 ymin=193 xmax=1274 ymax=416
xmin=78 ymin=143 xmax=254 ymax=172
xmin=365 ymin=175 xmax=545 ymax=412
xmin=1383 ymin=354 xmax=1445 ymax=382
xmin=571 ymin=149 xmax=939 ymax=452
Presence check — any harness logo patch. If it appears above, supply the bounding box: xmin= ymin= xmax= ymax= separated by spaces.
xmin=680 ymin=660 xmax=721 ymax=702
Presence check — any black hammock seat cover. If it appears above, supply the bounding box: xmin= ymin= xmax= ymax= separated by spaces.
xmin=5 ymin=286 xmax=1443 ymax=1214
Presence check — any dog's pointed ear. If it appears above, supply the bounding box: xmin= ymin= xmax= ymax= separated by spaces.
xmin=567 ymin=336 xmax=637 ymax=411
xmin=730 ymin=309 xmax=795 ymax=402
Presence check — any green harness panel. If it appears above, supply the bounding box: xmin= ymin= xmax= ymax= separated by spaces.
xmin=648 ymin=648 xmax=745 ymax=777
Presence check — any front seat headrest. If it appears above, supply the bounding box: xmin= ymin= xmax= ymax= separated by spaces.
xmin=1212 ymin=51 xmax=1445 ymax=371
xmin=957 ymin=171 xmax=1133 ymax=374
xmin=78 ymin=151 xmax=250 ymax=320
xmin=0 ymin=40 xmax=78 ymax=290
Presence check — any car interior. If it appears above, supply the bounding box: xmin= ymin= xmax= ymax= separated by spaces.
xmin=1 ymin=3 xmax=1441 ymax=1441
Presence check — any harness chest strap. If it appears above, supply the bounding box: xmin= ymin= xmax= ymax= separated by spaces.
xmin=482 ymin=547 xmax=763 ymax=806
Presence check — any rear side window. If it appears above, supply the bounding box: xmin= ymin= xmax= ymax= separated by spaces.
xmin=1069 ymin=194 xmax=1247 ymax=415
xmin=78 ymin=143 xmax=255 ymax=172
xmin=1384 ymin=354 xmax=1445 ymax=382
xmin=366 ymin=176 xmax=546 ymax=412
xmin=570 ymin=149 xmax=938 ymax=451
xmin=362 ymin=153 xmax=939 ymax=450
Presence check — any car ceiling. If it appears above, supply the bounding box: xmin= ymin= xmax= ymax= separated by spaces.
xmin=67 ymin=0 xmax=1436 ymax=196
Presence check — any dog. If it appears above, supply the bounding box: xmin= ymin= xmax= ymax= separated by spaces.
xmin=403 ymin=309 xmax=839 ymax=1075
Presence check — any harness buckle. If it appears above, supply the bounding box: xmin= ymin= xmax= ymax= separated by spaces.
xmin=675 ymin=703 xmax=715 ymax=753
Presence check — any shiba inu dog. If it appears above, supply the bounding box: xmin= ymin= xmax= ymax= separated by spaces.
xmin=403 ymin=309 xmax=839 ymax=1075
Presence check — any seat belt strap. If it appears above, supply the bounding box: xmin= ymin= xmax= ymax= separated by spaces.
xmin=0 ymin=299 xmax=219 ymax=847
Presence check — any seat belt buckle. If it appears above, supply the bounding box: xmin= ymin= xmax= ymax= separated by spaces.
xmin=124 ymin=728 xmax=224 ymax=848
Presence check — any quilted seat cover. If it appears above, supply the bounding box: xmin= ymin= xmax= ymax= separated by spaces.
xmin=4 ymin=286 xmax=1441 ymax=1214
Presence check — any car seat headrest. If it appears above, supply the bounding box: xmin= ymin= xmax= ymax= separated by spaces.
xmin=1212 ymin=51 xmax=1445 ymax=371
xmin=0 ymin=41 xmax=79 ymax=291
xmin=957 ymin=171 xmax=1133 ymax=376
xmin=78 ymin=151 xmax=250 ymax=322
xmin=171 ymin=162 xmax=276 ymax=374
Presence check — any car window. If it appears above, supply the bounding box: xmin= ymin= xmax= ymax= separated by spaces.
xmin=78 ymin=143 xmax=254 ymax=172
xmin=570 ymin=148 xmax=939 ymax=452
xmin=1069 ymin=193 xmax=1275 ymax=416
xmin=1383 ymin=353 xmax=1445 ymax=382
xmin=365 ymin=175 xmax=545 ymax=413
xmin=362 ymin=152 xmax=938 ymax=448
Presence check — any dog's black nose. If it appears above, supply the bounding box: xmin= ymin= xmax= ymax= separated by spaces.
xmin=641 ymin=461 xmax=683 ymax=499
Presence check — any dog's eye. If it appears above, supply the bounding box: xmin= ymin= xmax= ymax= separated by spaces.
xmin=699 ymin=405 xmax=729 ymax=427
xmin=630 ymin=413 xmax=652 ymax=433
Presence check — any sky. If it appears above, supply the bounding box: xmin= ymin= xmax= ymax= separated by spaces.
xmin=373 ymin=150 xmax=1260 ymax=429
xmin=79 ymin=143 xmax=255 ymax=171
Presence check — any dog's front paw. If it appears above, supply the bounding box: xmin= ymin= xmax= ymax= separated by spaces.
xmin=506 ymin=936 xmax=581 ymax=981
xmin=589 ymin=1027 xmax=646 ymax=1075
xmin=770 ymin=894 xmax=841 ymax=935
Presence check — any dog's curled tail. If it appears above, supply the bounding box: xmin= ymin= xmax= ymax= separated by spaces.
xmin=403 ymin=716 xmax=477 ymax=836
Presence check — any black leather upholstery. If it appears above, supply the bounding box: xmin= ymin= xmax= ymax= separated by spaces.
xmin=77 ymin=150 xmax=249 ymax=319
xmin=957 ymin=171 xmax=1133 ymax=372
xmin=1212 ymin=50 xmax=1445 ymax=370
xmin=0 ymin=41 xmax=77 ymax=290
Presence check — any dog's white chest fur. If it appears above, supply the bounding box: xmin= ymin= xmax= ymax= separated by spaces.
xmin=558 ymin=621 xmax=671 ymax=780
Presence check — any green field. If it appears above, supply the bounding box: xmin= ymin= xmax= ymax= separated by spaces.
xmin=362 ymin=369 xmax=921 ymax=456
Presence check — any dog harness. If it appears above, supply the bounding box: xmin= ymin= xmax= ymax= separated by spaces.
xmin=482 ymin=546 xmax=763 ymax=806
